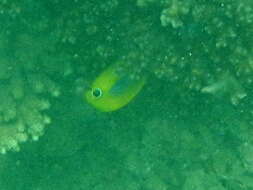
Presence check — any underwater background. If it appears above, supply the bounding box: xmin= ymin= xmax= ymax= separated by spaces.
xmin=0 ymin=0 xmax=253 ymax=189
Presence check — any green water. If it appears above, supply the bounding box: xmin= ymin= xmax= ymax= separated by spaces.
xmin=0 ymin=0 xmax=253 ymax=189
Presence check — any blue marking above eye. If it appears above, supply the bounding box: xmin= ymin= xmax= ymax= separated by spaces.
xmin=109 ymin=75 xmax=136 ymax=96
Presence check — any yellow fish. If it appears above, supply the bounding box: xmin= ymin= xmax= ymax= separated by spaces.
xmin=85 ymin=63 xmax=146 ymax=112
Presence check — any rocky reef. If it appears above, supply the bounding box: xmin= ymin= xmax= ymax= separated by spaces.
xmin=0 ymin=0 xmax=72 ymax=153
xmin=0 ymin=0 xmax=253 ymax=189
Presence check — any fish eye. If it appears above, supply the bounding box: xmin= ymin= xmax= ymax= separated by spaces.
xmin=92 ymin=88 xmax=102 ymax=98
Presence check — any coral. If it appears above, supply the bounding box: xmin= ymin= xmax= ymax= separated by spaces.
xmin=132 ymin=0 xmax=253 ymax=103
xmin=0 ymin=1 xmax=66 ymax=154
xmin=201 ymin=72 xmax=246 ymax=105
xmin=0 ymin=56 xmax=57 ymax=153
xmin=183 ymin=170 xmax=225 ymax=190
xmin=160 ymin=0 xmax=190 ymax=28
xmin=1 ymin=0 xmax=253 ymax=189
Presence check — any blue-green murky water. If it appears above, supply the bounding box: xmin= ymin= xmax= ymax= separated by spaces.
xmin=0 ymin=0 xmax=253 ymax=189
